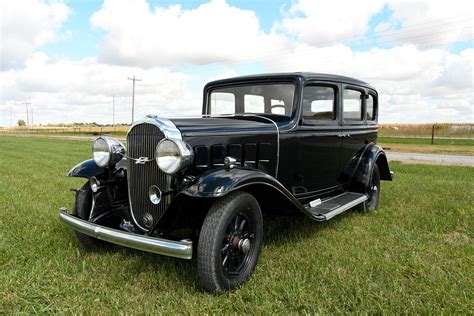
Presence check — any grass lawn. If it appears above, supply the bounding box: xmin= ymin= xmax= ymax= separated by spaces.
xmin=0 ymin=136 xmax=473 ymax=313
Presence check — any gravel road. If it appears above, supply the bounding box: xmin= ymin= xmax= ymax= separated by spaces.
xmin=386 ymin=151 xmax=473 ymax=166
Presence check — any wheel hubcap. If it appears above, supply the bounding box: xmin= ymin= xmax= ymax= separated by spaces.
xmin=221 ymin=213 xmax=254 ymax=278
xmin=238 ymin=238 xmax=251 ymax=254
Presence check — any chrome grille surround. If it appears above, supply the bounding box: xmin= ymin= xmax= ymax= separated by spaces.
xmin=127 ymin=116 xmax=182 ymax=231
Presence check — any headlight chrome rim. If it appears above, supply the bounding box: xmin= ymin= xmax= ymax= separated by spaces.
xmin=155 ymin=138 xmax=193 ymax=175
xmin=92 ymin=136 xmax=126 ymax=167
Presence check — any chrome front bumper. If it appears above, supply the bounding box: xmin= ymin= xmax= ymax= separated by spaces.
xmin=59 ymin=208 xmax=193 ymax=259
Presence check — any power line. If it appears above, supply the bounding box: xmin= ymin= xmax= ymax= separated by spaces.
xmin=305 ymin=16 xmax=474 ymax=48
xmin=127 ymin=75 xmax=142 ymax=124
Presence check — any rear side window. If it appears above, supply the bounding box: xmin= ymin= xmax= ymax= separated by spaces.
xmin=367 ymin=94 xmax=376 ymax=121
xmin=343 ymin=89 xmax=363 ymax=121
xmin=302 ymin=86 xmax=336 ymax=121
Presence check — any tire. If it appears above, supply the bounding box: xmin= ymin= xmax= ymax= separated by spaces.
xmin=72 ymin=181 xmax=105 ymax=249
xmin=197 ymin=191 xmax=263 ymax=293
xmin=356 ymin=164 xmax=381 ymax=212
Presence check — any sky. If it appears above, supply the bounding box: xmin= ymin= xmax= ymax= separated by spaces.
xmin=0 ymin=0 xmax=473 ymax=126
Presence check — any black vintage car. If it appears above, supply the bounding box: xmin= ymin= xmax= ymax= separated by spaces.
xmin=60 ymin=72 xmax=393 ymax=292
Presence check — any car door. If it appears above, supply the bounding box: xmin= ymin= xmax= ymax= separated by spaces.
xmin=339 ymin=85 xmax=378 ymax=182
xmin=296 ymin=82 xmax=342 ymax=193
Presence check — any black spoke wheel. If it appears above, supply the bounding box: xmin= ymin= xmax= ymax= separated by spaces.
xmin=357 ymin=164 xmax=381 ymax=212
xmin=197 ymin=191 xmax=263 ymax=293
xmin=221 ymin=212 xmax=255 ymax=278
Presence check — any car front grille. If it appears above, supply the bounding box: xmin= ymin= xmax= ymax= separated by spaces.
xmin=127 ymin=123 xmax=172 ymax=231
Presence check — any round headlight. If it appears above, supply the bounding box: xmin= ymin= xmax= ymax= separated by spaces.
xmin=92 ymin=136 xmax=126 ymax=167
xmin=155 ymin=138 xmax=193 ymax=174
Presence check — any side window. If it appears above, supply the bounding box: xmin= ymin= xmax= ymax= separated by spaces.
xmin=343 ymin=89 xmax=363 ymax=121
xmin=302 ymin=86 xmax=336 ymax=121
xmin=367 ymin=94 xmax=376 ymax=121
xmin=244 ymin=95 xmax=264 ymax=113
xmin=210 ymin=92 xmax=235 ymax=115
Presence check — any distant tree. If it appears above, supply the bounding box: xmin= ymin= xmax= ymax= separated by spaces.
xmin=18 ymin=119 xmax=26 ymax=126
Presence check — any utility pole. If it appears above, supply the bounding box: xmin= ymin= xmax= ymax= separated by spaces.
xmin=112 ymin=94 xmax=115 ymax=131
xmin=127 ymin=75 xmax=141 ymax=124
xmin=10 ymin=102 xmax=13 ymax=127
xmin=30 ymin=103 xmax=33 ymax=126
xmin=24 ymin=101 xmax=30 ymax=126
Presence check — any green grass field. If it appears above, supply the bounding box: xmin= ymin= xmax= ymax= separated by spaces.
xmin=1 ymin=136 xmax=473 ymax=313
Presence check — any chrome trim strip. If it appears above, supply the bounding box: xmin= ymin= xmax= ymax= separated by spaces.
xmin=127 ymin=114 xmax=182 ymax=140
xmin=59 ymin=208 xmax=192 ymax=259
xmin=242 ymin=114 xmax=280 ymax=179
xmin=199 ymin=112 xmax=281 ymax=178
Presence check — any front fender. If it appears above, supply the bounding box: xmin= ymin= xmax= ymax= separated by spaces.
xmin=67 ymin=159 xmax=105 ymax=178
xmin=183 ymin=168 xmax=310 ymax=214
xmin=184 ymin=168 xmax=285 ymax=197
xmin=68 ymin=158 xmax=128 ymax=179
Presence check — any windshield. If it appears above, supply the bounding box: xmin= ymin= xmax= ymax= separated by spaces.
xmin=208 ymin=83 xmax=295 ymax=117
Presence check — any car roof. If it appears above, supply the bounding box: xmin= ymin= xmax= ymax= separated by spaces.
xmin=206 ymin=72 xmax=375 ymax=90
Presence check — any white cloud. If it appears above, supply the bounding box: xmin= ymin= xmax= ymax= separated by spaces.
xmin=375 ymin=0 xmax=474 ymax=48
xmin=0 ymin=0 xmax=70 ymax=70
xmin=0 ymin=53 xmax=202 ymax=126
xmin=262 ymin=44 xmax=473 ymax=123
xmin=90 ymin=0 xmax=289 ymax=67
xmin=277 ymin=0 xmax=473 ymax=49
xmin=276 ymin=0 xmax=385 ymax=45
xmin=0 ymin=0 xmax=472 ymax=125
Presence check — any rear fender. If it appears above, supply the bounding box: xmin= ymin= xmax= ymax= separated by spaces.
xmin=350 ymin=144 xmax=393 ymax=193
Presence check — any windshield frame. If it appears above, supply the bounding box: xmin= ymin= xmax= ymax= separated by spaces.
xmin=204 ymin=81 xmax=298 ymax=120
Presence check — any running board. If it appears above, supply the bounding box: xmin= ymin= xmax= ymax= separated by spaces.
xmin=306 ymin=192 xmax=367 ymax=221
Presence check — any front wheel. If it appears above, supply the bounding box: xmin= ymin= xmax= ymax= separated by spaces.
xmin=197 ymin=191 xmax=263 ymax=293
xmin=72 ymin=181 xmax=106 ymax=249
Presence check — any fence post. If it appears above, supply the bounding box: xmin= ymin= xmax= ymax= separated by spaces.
xmin=431 ymin=124 xmax=435 ymax=145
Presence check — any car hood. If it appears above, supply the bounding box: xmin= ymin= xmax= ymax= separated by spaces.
xmin=170 ymin=116 xmax=277 ymax=137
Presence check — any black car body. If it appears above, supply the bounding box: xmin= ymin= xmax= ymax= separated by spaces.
xmin=60 ymin=73 xmax=393 ymax=292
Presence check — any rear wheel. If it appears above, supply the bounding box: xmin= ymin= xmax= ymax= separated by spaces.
xmin=356 ymin=164 xmax=381 ymax=212
xmin=72 ymin=181 xmax=105 ymax=249
xmin=197 ymin=191 xmax=263 ymax=293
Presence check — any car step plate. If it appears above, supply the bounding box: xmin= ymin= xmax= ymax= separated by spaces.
xmin=306 ymin=192 xmax=367 ymax=221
